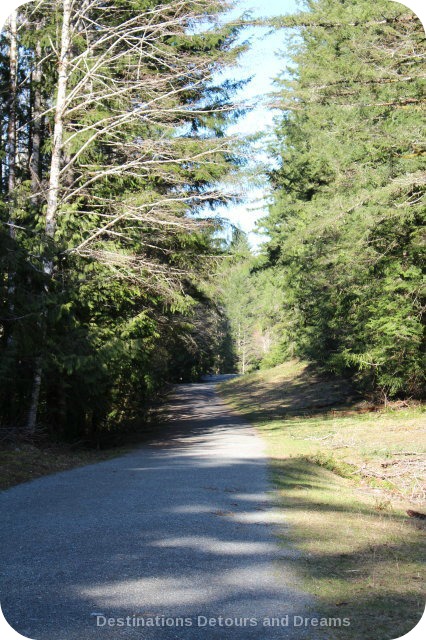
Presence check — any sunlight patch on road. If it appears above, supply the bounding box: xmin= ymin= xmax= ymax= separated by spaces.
xmin=149 ymin=536 xmax=275 ymax=555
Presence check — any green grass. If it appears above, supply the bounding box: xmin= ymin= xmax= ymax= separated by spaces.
xmin=218 ymin=361 xmax=426 ymax=640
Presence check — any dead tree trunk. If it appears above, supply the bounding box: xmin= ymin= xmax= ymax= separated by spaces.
xmin=30 ymin=34 xmax=43 ymax=206
xmin=6 ymin=9 xmax=17 ymax=225
xmin=5 ymin=10 xmax=18 ymax=345
xmin=26 ymin=0 xmax=72 ymax=434
xmin=45 ymin=0 xmax=71 ymax=248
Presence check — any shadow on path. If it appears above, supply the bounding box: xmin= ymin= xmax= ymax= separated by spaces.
xmin=0 ymin=378 xmax=319 ymax=640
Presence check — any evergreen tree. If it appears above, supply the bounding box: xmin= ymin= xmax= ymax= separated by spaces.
xmin=0 ymin=0 xmax=243 ymax=439
xmin=260 ymin=0 xmax=425 ymax=398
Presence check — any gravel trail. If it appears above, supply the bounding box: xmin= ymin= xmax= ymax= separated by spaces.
xmin=0 ymin=377 xmax=316 ymax=639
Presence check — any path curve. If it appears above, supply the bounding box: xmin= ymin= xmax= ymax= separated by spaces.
xmin=0 ymin=378 xmax=314 ymax=639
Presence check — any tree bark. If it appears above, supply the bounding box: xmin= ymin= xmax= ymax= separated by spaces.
xmin=6 ymin=10 xmax=18 ymax=345
xmin=30 ymin=34 xmax=43 ymax=206
xmin=45 ymin=0 xmax=72 ymax=248
xmin=26 ymin=358 xmax=42 ymax=435
xmin=26 ymin=0 xmax=72 ymax=434
xmin=7 ymin=9 xmax=17 ymax=223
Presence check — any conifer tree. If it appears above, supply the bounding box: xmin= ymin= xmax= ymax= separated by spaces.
xmin=261 ymin=0 xmax=425 ymax=397
xmin=0 ymin=0 xmax=243 ymax=438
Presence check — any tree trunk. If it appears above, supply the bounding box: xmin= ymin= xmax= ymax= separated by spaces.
xmin=26 ymin=358 xmax=42 ymax=434
xmin=45 ymin=0 xmax=72 ymax=249
xmin=7 ymin=9 xmax=17 ymax=225
xmin=6 ymin=10 xmax=18 ymax=344
xmin=26 ymin=0 xmax=72 ymax=434
xmin=241 ymin=327 xmax=246 ymax=375
xmin=30 ymin=34 xmax=43 ymax=206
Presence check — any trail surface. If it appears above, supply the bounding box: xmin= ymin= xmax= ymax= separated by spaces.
xmin=0 ymin=377 xmax=314 ymax=639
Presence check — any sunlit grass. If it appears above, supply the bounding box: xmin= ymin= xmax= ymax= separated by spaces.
xmin=219 ymin=362 xmax=426 ymax=640
xmin=219 ymin=362 xmax=425 ymax=503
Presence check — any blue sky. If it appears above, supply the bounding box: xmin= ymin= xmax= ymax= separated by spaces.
xmin=212 ymin=0 xmax=298 ymax=248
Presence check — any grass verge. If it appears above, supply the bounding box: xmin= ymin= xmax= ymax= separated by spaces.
xmin=218 ymin=361 xmax=425 ymax=640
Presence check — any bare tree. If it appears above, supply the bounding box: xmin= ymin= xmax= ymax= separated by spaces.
xmin=5 ymin=10 xmax=18 ymax=344
xmin=29 ymin=30 xmax=43 ymax=205
xmin=6 ymin=10 xmax=17 ymax=215
xmin=20 ymin=0 xmax=242 ymax=431
xmin=45 ymin=0 xmax=72 ymax=257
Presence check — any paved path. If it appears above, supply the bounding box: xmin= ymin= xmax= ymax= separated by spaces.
xmin=0 ymin=378 xmax=315 ymax=639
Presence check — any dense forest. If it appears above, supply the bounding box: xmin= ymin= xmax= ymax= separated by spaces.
xmin=0 ymin=0 xmax=245 ymax=442
xmin=0 ymin=0 xmax=424 ymax=444
xmin=221 ymin=0 xmax=425 ymax=401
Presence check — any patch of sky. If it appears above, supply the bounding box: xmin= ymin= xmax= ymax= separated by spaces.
xmin=195 ymin=0 xmax=298 ymax=250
